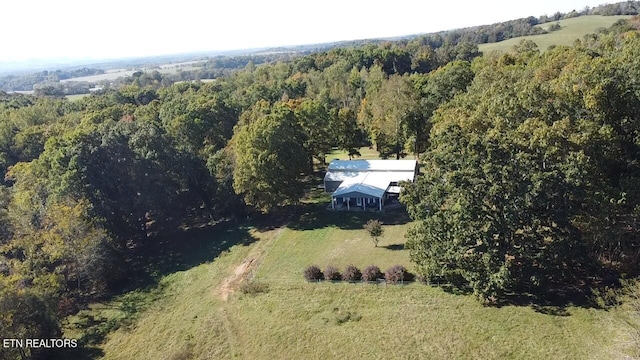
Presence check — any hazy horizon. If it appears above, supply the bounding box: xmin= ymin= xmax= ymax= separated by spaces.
xmin=2 ymin=0 xmax=618 ymax=66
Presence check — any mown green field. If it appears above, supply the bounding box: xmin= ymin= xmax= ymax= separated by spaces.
xmin=255 ymin=209 xmax=413 ymax=283
xmin=479 ymin=15 xmax=632 ymax=53
xmin=62 ymin=200 xmax=638 ymax=359
xmin=325 ymin=146 xmax=383 ymax=161
xmin=228 ymin=284 xmax=626 ymax=360
xmin=65 ymin=93 xmax=91 ymax=101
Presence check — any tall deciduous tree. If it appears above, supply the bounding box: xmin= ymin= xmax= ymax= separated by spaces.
xmin=206 ymin=147 xmax=246 ymax=219
xmin=361 ymin=75 xmax=418 ymax=159
xmin=294 ymin=99 xmax=332 ymax=170
xmin=334 ymin=107 xmax=363 ymax=159
xmin=232 ymin=102 xmax=308 ymax=212
xmin=159 ymin=83 xmax=238 ymax=156
xmin=407 ymin=60 xmax=475 ymax=157
xmin=40 ymin=199 xmax=110 ymax=293
xmin=402 ymin=34 xmax=640 ymax=302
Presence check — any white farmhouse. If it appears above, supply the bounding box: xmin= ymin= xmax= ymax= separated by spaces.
xmin=324 ymin=159 xmax=418 ymax=211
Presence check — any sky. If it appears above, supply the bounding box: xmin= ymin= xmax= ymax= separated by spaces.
xmin=1 ymin=0 xmax=616 ymax=64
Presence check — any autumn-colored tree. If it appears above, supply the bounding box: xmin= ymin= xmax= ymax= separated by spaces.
xmin=364 ymin=219 xmax=384 ymax=247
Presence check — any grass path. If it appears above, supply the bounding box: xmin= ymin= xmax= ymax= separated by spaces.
xmin=216 ymin=213 xmax=292 ymax=300
xmin=213 ymin=214 xmax=293 ymax=358
xmin=64 ymin=205 xmax=637 ymax=359
xmin=218 ymin=257 xmax=257 ymax=300
xmin=218 ymin=307 xmax=238 ymax=358
xmin=63 ymin=223 xmax=286 ymax=359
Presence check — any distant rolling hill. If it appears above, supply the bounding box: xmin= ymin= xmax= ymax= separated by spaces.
xmin=479 ymin=15 xmax=632 ymax=53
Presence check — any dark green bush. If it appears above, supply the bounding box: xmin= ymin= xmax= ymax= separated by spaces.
xmin=304 ymin=265 xmax=324 ymax=282
xmin=342 ymin=264 xmax=362 ymax=282
xmin=549 ymin=22 xmax=562 ymax=31
xmin=385 ymin=265 xmax=413 ymax=284
xmin=362 ymin=265 xmax=383 ymax=282
xmin=324 ymin=266 xmax=341 ymax=281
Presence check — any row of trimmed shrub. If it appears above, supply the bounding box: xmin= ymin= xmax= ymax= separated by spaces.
xmin=304 ymin=264 xmax=415 ymax=284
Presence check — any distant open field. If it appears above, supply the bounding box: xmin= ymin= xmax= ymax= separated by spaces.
xmin=479 ymin=15 xmax=632 ymax=53
xmin=174 ymin=79 xmax=216 ymax=85
xmin=59 ymin=60 xmax=207 ymax=83
xmin=65 ymin=93 xmax=91 ymax=101
xmin=62 ymin=192 xmax=637 ymax=359
xmin=59 ymin=69 xmax=139 ymax=83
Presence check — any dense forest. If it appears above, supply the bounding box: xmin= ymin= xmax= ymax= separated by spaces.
xmin=2 ymin=10 xmax=640 ymax=359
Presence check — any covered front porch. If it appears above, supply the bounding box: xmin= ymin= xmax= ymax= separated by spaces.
xmin=331 ymin=194 xmax=385 ymax=211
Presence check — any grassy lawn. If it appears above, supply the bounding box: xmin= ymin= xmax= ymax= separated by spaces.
xmin=479 ymin=15 xmax=632 ymax=53
xmin=65 ymin=93 xmax=91 ymax=101
xmin=255 ymin=208 xmax=412 ymax=283
xmin=325 ymin=146 xmax=382 ymax=161
xmin=62 ymin=202 xmax=637 ymax=359
xmin=62 ymin=225 xmax=282 ymax=359
xmin=229 ymin=284 xmax=623 ymax=359
xmin=95 ymin=244 xmax=248 ymax=360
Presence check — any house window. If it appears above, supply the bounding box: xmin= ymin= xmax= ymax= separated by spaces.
xmin=356 ymin=198 xmax=362 ymax=206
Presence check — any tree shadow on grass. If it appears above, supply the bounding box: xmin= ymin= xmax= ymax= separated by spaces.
xmin=129 ymin=221 xmax=259 ymax=287
xmin=435 ymin=277 xmax=610 ymax=316
xmin=62 ymin=278 xmax=170 ymax=354
xmin=501 ymin=266 xmax=624 ymax=314
xmin=531 ymin=304 xmax=571 ymax=316
xmin=57 ymin=303 xmax=143 ymax=358
xmin=62 ymin=220 xmax=260 ymax=358
xmin=382 ymin=244 xmax=405 ymax=251
xmin=250 ymin=204 xmax=300 ymax=232
xmin=287 ymin=202 xmax=410 ymax=231
xmin=50 ymin=346 xmax=104 ymax=360
xmin=498 ymin=288 xmax=594 ymax=316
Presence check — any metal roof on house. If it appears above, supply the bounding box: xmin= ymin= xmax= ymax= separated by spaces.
xmin=326 ymin=160 xmax=418 ymax=200
xmin=327 ymin=159 xmax=417 ymax=172
xmin=324 ymin=171 xmax=361 ymax=183
xmin=332 ymin=172 xmax=384 ymax=198
xmin=331 ymin=171 xmax=415 ymax=198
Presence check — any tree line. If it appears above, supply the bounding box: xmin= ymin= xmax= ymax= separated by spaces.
xmin=0 ymin=68 xmax=105 ymax=92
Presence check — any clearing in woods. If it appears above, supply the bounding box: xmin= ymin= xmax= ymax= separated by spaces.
xmin=478 ymin=15 xmax=632 ymax=53
xmin=61 ymin=199 xmax=637 ymax=359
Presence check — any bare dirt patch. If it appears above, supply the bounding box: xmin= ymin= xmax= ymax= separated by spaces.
xmin=218 ymin=258 xmax=256 ymax=301
xmin=216 ymin=220 xmax=291 ymax=301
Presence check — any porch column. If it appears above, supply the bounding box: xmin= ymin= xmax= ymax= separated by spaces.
xmin=332 ymin=197 xmax=335 ymax=210
xmin=362 ymin=198 xmax=365 ymax=210
xmin=347 ymin=198 xmax=350 ymax=210
xmin=379 ymin=196 xmax=382 ymax=211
